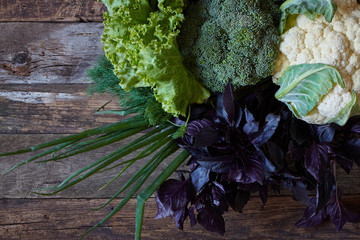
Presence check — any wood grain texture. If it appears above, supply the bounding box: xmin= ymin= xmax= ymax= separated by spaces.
xmin=0 ymin=84 xmax=128 ymax=134
xmin=0 ymin=196 xmax=359 ymax=240
xmin=0 ymin=134 xmax=183 ymax=198
xmin=0 ymin=22 xmax=103 ymax=84
xmin=0 ymin=0 xmax=106 ymax=22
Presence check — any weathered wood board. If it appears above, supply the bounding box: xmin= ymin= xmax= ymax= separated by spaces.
xmin=1 ymin=196 xmax=360 ymax=240
xmin=0 ymin=0 xmax=105 ymax=22
xmin=0 ymin=22 xmax=104 ymax=84
xmin=0 ymin=134 xmax=184 ymax=198
xmin=0 ymin=85 xmax=126 ymax=134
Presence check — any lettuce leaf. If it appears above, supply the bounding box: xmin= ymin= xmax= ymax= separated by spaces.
xmin=279 ymin=0 xmax=337 ymax=33
xmin=101 ymin=0 xmax=210 ymax=116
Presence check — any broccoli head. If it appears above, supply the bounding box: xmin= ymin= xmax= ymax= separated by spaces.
xmin=177 ymin=0 xmax=281 ymax=93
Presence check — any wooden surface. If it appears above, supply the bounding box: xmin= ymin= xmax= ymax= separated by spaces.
xmin=0 ymin=0 xmax=105 ymax=22
xmin=0 ymin=1 xmax=360 ymax=239
xmin=1 ymin=196 xmax=360 ymax=240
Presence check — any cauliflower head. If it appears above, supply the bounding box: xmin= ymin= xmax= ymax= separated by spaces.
xmin=273 ymin=0 xmax=360 ymax=125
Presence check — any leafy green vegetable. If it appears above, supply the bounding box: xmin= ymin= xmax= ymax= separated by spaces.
xmin=101 ymin=0 xmax=209 ymax=116
xmin=177 ymin=0 xmax=281 ymax=93
xmin=87 ymin=55 xmax=170 ymax=126
xmin=275 ymin=63 xmax=344 ymax=117
xmin=279 ymin=0 xmax=337 ymax=33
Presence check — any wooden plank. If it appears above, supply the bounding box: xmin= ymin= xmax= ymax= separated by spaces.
xmin=0 ymin=196 xmax=359 ymax=239
xmin=0 ymin=22 xmax=104 ymax=84
xmin=0 ymin=0 xmax=106 ymax=22
xmin=0 ymin=84 xmax=128 ymax=134
xmin=0 ymin=134 xmax=359 ymax=198
xmin=0 ymin=134 xmax=183 ymax=198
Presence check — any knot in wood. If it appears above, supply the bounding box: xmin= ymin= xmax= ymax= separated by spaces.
xmin=13 ymin=52 xmax=29 ymax=65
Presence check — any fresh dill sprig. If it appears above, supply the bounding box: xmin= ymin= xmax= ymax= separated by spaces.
xmin=86 ymin=55 xmax=171 ymax=126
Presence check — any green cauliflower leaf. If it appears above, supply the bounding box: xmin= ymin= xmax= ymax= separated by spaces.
xmin=275 ymin=63 xmax=360 ymax=126
xmin=275 ymin=63 xmax=344 ymax=117
xmin=279 ymin=0 xmax=337 ymax=33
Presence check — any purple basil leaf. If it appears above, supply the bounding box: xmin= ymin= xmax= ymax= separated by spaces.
xmin=262 ymin=153 xmax=276 ymax=177
xmin=332 ymin=153 xmax=353 ymax=174
xmin=304 ymin=141 xmax=330 ymax=183
xmin=216 ymin=93 xmax=226 ymax=124
xmin=290 ymin=118 xmax=311 ymax=145
xmin=190 ymin=166 xmax=210 ymax=192
xmin=283 ymin=180 xmax=310 ymax=205
xmin=187 ymin=157 xmax=199 ymax=172
xmin=182 ymin=146 xmax=209 ymax=161
xmin=174 ymin=208 xmax=187 ymax=230
xmin=235 ymin=105 xmax=243 ymax=128
xmin=186 ymin=119 xmax=213 ymax=136
xmin=226 ymin=167 xmax=251 ymax=184
xmin=250 ymin=113 xmax=280 ymax=148
xmin=177 ymin=171 xmax=186 ymax=181
xmin=289 ymin=140 xmax=305 ymax=163
xmin=271 ymin=182 xmax=281 ymax=195
xmin=197 ymin=155 xmax=234 ymax=173
xmin=188 ymin=104 xmax=215 ymax=121
xmin=316 ymin=169 xmax=336 ymax=211
xmin=337 ymin=157 xmax=353 ymax=174
xmin=292 ymin=181 xmax=311 ymax=205
xmin=243 ymin=108 xmax=259 ymax=135
xmin=216 ymin=82 xmax=235 ymax=126
xmin=310 ymin=124 xmax=336 ymax=143
xmin=231 ymin=190 xmax=251 ymax=212
xmin=223 ymin=81 xmax=235 ymax=125
xmin=343 ymin=138 xmax=360 ymax=166
xmin=212 ymin=182 xmax=229 ymax=212
xmin=295 ymin=198 xmax=327 ymax=227
xmin=173 ymin=117 xmax=186 ymax=126
xmin=259 ymin=184 xmax=268 ymax=208
xmin=188 ymin=206 xmax=197 ymax=227
xmin=237 ymin=182 xmax=260 ymax=192
xmin=264 ymin=141 xmax=285 ymax=170
xmin=194 ymin=126 xmax=219 ymax=147
xmin=238 ymin=150 xmax=265 ymax=184
xmin=350 ymin=118 xmax=360 ymax=133
xmin=197 ymin=205 xmax=226 ymax=236
xmin=155 ymin=179 xmax=191 ymax=219
xmin=326 ymin=200 xmax=359 ymax=231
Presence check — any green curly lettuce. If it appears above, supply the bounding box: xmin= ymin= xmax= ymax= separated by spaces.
xmin=101 ymin=0 xmax=210 ymax=116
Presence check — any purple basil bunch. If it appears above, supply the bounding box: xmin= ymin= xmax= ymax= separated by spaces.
xmin=155 ymin=82 xmax=360 ymax=235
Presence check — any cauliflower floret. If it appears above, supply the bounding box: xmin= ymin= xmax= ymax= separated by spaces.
xmin=273 ymin=0 xmax=360 ymax=124
xmin=302 ymin=85 xmax=353 ymax=124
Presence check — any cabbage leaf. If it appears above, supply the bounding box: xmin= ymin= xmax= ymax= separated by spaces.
xmin=101 ymin=0 xmax=210 ymax=116
xmin=279 ymin=0 xmax=337 ymax=33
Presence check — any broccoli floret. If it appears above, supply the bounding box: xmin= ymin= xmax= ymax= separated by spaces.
xmin=177 ymin=0 xmax=281 ymax=93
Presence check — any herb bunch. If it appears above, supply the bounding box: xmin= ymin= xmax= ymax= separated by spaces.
xmin=155 ymin=81 xmax=360 ymax=235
